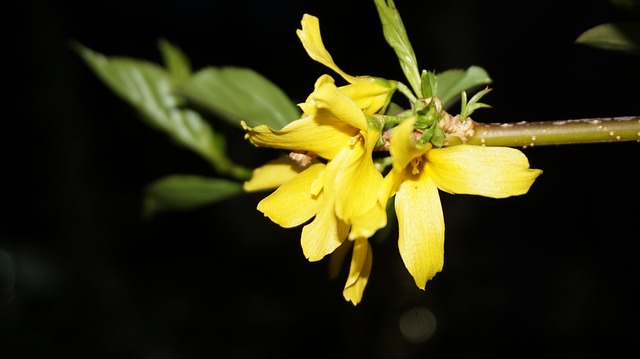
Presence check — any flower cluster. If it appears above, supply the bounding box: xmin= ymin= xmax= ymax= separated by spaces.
xmin=242 ymin=14 xmax=542 ymax=305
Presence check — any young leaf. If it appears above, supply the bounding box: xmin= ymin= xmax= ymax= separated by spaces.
xmin=420 ymin=70 xmax=437 ymax=99
xmin=143 ymin=174 xmax=244 ymax=218
xmin=435 ymin=66 xmax=492 ymax=108
xmin=575 ymin=22 xmax=640 ymax=55
xmin=179 ymin=66 xmax=300 ymax=129
xmin=374 ymin=0 xmax=422 ymax=98
xmin=73 ymin=42 xmax=249 ymax=177
xmin=459 ymin=87 xmax=492 ymax=121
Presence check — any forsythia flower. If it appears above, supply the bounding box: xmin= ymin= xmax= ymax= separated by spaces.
xmin=296 ymin=14 xmax=393 ymax=115
xmin=242 ymin=14 xmax=395 ymax=305
xmin=243 ymin=12 xmax=543 ymax=305
xmin=380 ymin=118 xmax=543 ymax=290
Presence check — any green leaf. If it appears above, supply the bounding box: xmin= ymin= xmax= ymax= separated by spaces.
xmin=179 ymin=66 xmax=300 ymax=129
xmin=575 ymin=22 xmax=640 ymax=55
xmin=435 ymin=66 xmax=492 ymax=109
xmin=73 ymin=42 xmax=251 ymax=179
xmin=158 ymin=38 xmax=192 ymax=83
xmin=374 ymin=0 xmax=422 ymax=98
xmin=143 ymin=174 xmax=244 ymax=218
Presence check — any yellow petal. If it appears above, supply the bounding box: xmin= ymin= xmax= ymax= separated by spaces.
xmin=310 ymin=78 xmax=368 ymax=130
xmin=310 ymin=166 xmax=326 ymax=196
xmin=243 ymin=156 xmax=312 ymax=192
xmin=349 ymin=201 xmax=387 ymax=240
xmin=256 ymin=163 xmax=325 ymax=228
xmin=243 ymin=116 xmax=356 ymax=160
xmin=343 ymin=238 xmax=372 ymax=305
xmin=379 ymin=168 xmax=402 ymax=202
xmin=426 ymin=145 xmax=543 ymax=198
xmin=331 ymin=131 xmax=384 ymax=224
xmin=300 ymin=194 xmax=350 ymax=261
xmin=389 ymin=118 xmax=431 ymax=173
xmin=396 ymin=168 xmax=444 ymax=290
xmin=297 ymin=74 xmax=335 ymax=116
xmin=339 ymin=79 xmax=395 ymax=115
xmin=296 ymin=14 xmax=357 ymax=83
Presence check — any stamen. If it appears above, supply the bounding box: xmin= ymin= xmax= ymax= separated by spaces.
xmin=410 ymin=157 xmax=422 ymax=175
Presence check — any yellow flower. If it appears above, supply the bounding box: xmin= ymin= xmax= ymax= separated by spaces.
xmin=242 ymin=82 xmax=382 ymax=304
xmin=381 ymin=119 xmax=543 ymax=290
xmin=244 ymin=74 xmax=388 ymax=233
xmin=297 ymin=14 xmax=395 ymax=115
xmin=243 ymin=75 xmax=386 ymax=256
xmin=242 ymin=13 xmax=397 ymax=305
xmin=243 ymin=79 xmax=387 ymax=304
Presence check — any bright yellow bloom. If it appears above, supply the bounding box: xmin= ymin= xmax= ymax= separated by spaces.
xmin=297 ymin=14 xmax=395 ymax=115
xmin=244 ymin=12 xmax=542 ymax=305
xmin=242 ymin=77 xmax=386 ymax=305
xmin=244 ymin=75 xmax=388 ymax=233
xmin=243 ymin=14 xmax=396 ymax=305
xmin=381 ymin=119 xmax=543 ymax=290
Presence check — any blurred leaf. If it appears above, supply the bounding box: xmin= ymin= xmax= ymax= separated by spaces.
xmin=575 ymin=22 xmax=640 ymax=55
xmin=436 ymin=66 xmax=493 ymax=109
xmin=179 ymin=66 xmax=300 ymax=129
xmin=158 ymin=38 xmax=192 ymax=83
xmin=73 ymin=43 xmax=251 ymax=179
xmin=610 ymin=0 xmax=640 ymax=11
xmin=143 ymin=174 xmax=244 ymax=218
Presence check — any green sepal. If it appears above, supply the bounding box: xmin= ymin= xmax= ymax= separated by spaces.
xmin=366 ymin=114 xmax=386 ymax=131
xmin=435 ymin=66 xmax=492 ymax=109
xmin=374 ymin=0 xmax=422 ymax=98
xmin=381 ymin=114 xmax=407 ymax=129
xmin=416 ymin=122 xmax=445 ymax=147
xmin=420 ymin=70 xmax=438 ymax=99
xmin=417 ymin=128 xmax=433 ymax=144
xmin=143 ymin=174 xmax=245 ymax=219
xmin=429 ymin=126 xmax=446 ymax=147
xmin=414 ymin=105 xmax=438 ymax=129
xmin=575 ymin=22 xmax=640 ymax=55
xmin=178 ymin=67 xmax=300 ymax=130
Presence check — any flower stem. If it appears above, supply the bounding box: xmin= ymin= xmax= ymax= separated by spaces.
xmin=396 ymin=82 xmax=417 ymax=105
xmin=445 ymin=116 xmax=640 ymax=147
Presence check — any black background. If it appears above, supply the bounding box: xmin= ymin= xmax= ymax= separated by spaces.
xmin=3 ymin=0 xmax=640 ymax=358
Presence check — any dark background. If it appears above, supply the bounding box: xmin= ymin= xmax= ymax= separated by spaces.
xmin=3 ymin=0 xmax=640 ymax=358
